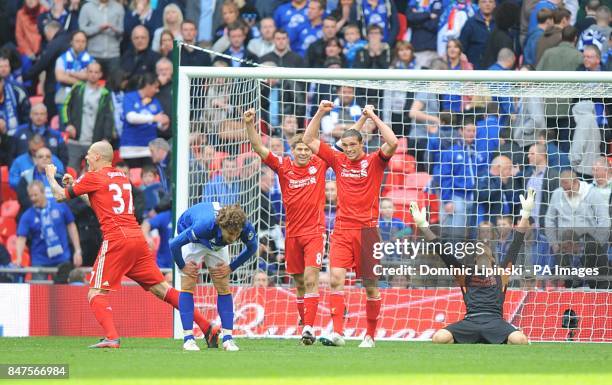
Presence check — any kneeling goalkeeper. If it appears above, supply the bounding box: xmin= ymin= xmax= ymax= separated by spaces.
xmin=409 ymin=189 xmax=536 ymax=345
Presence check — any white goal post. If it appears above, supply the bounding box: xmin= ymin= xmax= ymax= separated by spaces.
xmin=173 ymin=62 xmax=612 ymax=342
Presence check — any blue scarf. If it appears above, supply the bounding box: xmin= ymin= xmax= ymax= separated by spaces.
xmin=38 ymin=203 xmax=64 ymax=259
xmin=0 ymin=82 xmax=19 ymax=134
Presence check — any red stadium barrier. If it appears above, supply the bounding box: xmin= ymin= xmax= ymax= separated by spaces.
xmin=4 ymin=285 xmax=609 ymax=341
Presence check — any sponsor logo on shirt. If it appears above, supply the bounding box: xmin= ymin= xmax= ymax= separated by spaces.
xmin=340 ymin=167 xmax=368 ymax=178
xmin=288 ymin=176 xmax=317 ymax=189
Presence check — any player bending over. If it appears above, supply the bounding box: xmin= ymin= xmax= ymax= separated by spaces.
xmin=245 ymin=108 xmax=327 ymax=345
xmin=409 ymin=189 xmax=536 ymax=345
xmin=170 ymin=202 xmax=257 ymax=351
xmin=303 ymin=101 xmax=398 ymax=348
xmin=45 ymin=141 xmax=217 ymax=348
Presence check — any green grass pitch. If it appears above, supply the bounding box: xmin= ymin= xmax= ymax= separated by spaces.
xmin=0 ymin=337 xmax=611 ymax=385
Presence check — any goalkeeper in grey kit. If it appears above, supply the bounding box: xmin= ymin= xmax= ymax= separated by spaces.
xmin=409 ymin=189 xmax=536 ymax=345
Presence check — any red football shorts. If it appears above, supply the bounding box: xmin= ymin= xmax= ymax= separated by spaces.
xmin=90 ymin=237 xmax=165 ymax=291
xmin=285 ymin=233 xmax=325 ymax=274
xmin=329 ymin=228 xmax=381 ymax=278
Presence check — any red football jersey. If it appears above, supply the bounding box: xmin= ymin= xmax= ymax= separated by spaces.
xmin=263 ymin=152 xmax=327 ymax=237
xmin=317 ymin=141 xmax=391 ymax=229
xmin=66 ymin=167 xmax=142 ymax=240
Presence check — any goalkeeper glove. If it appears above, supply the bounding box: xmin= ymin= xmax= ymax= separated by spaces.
xmin=519 ymin=188 xmax=536 ymax=219
xmin=409 ymin=202 xmax=429 ymax=228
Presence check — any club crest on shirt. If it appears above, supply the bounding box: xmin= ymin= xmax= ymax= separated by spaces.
xmin=49 ymin=138 xmax=57 ymax=147
xmin=308 ymin=166 xmax=317 ymax=175
xmin=360 ymin=160 xmax=369 ymax=169
xmin=150 ymin=104 xmax=157 ymax=113
xmin=51 ymin=209 xmax=60 ymax=219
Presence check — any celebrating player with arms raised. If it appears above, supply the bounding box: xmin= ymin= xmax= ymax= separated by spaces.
xmin=45 ymin=141 xmax=216 ymax=348
xmin=170 ymin=202 xmax=257 ymax=351
xmin=303 ymin=101 xmax=398 ymax=348
xmin=244 ymin=108 xmax=327 ymax=345
xmin=409 ymin=189 xmax=535 ymax=345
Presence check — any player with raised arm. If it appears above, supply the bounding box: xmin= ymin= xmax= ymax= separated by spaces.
xmin=244 ymin=108 xmax=327 ymax=345
xmin=45 ymin=141 xmax=217 ymax=349
xmin=170 ymin=202 xmax=257 ymax=352
xmin=409 ymin=189 xmax=535 ymax=345
xmin=302 ymin=101 xmax=398 ymax=348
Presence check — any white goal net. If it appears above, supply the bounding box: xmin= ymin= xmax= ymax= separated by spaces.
xmin=174 ymin=62 xmax=612 ymax=343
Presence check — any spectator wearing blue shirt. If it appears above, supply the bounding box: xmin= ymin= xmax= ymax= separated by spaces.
xmin=379 ymin=197 xmax=412 ymax=242
xmin=203 ymin=157 xmax=241 ymax=205
xmin=459 ymin=0 xmax=495 ymax=69
xmin=523 ymin=8 xmax=554 ymax=66
xmin=54 ymin=31 xmax=93 ymax=117
xmin=295 ymin=0 xmax=325 ymax=57
xmin=0 ymin=76 xmax=30 ymax=136
xmin=356 ymin=0 xmax=399 ymax=45
xmin=142 ymin=210 xmax=173 ymax=268
xmin=435 ymin=118 xmax=481 ymax=238
xmin=12 ymin=104 xmax=69 ymax=166
xmin=120 ymin=73 xmax=169 ymax=167
xmin=341 ymin=23 xmax=367 ymax=68
xmin=16 ymin=181 xmax=82 ymax=279
xmin=274 ymin=0 xmax=309 ymax=49
xmin=9 ymin=134 xmax=65 ymax=190
xmin=406 ymin=0 xmax=444 ymax=68
xmin=16 ymin=147 xmax=64 ymax=215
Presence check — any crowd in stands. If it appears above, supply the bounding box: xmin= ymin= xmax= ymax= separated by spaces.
xmin=0 ymin=0 xmax=611 ymax=289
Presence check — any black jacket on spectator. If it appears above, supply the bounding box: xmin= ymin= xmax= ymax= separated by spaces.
xmin=481 ymin=2 xmax=520 ymax=69
xmin=11 ymin=124 xmax=69 ymax=166
xmin=180 ymin=47 xmax=211 ymax=67
xmin=305 ymin=38 xmax=330 ymax=68
xmin=476 ymin=174 xmax=523 ymax=223
xmin=260 ymin=50 xmax=304 ymax=67
xmin=353 ymin=44 xmax=391 ymax=69
xmin=0 ymin=130 xmax=11 ymax=166
xmin=156 ymin=81 xmax=172 ymax=140
xmin=120 ymin=48 xmax=161 ymax=78
xmin=66 ymin=198 xmax=102 ymax=267
xmin=460 ymin=12 xmax=495 ymax=70
xmin=64 ymin=82 xmax=116 ymax=144
xmin=23 ymin=29 xmax=71 ymax=118
xmin=405 ymin=1 xmax=443 ymax=52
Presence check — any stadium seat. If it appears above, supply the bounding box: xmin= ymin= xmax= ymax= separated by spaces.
xmin=403 ymin=172 xmax=432 ymax=191
xmin=0 ymin=216 xmax=17 ymax=242
xmin=129 ymin=168 xmax=143 ymax=188
xmin=388 ymin=154 xmax=416 ymax=174
xmin=7 ymin=233 xmax=31 ymax=267
xmin=1 ymin=200 xmax=20 ymax=218
xmin=0 ymin=166 xmax=17 ymax=202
